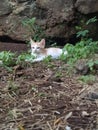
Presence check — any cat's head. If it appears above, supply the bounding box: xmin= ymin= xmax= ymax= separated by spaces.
xmin=30 ymin=38 xmax=45 ymax=54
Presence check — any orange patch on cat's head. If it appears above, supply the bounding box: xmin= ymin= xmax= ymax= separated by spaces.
xmin=30 ymin=38 xmax=45 ymax=48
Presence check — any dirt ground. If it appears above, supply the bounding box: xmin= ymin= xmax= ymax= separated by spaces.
xmin=0 ymin=60 xmax=98 ymax=130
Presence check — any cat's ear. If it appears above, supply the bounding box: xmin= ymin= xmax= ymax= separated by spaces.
xmin=40 ymin=39 xmax=45 ymax=48
xmin=30 ymin=38 xmax=34 ymax=44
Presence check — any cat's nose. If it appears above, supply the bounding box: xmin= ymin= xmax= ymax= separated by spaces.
xmin=34 ymin=49 xmax=37 ymax=53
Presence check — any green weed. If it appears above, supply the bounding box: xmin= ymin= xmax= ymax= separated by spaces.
xmin=60 ymin=16 xmax=98 ymax=65
xmin=38 ymin=92 xmax=46 ymax=97
xmin=43 ymin=56 xmax=52 ymax=64
xmin=0 ymin=51 xmax=15 ymax=66
xmin=55 ymin=71 xmax=62 ymax=78
xmin=17 ymin=53 xmax=35 ymax=64
xmin=22 ymin=17 xmax=45 ymax=41
xmin=87 ymin=59 xmax=98 ymax=71
xmin=78 ymin=75 xmax=96 ymax=84
xmin=86 ymin=16 xmax=97 ymax=25
xmin=47 ymin=63 xmax=55 ymax=68
xmin=31 ymin=86 xmax=38 ymax=93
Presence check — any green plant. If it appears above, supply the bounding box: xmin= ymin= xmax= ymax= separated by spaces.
xmin=47 ymin=63 xmax=55 ymax=68
xmin=60 ymin=17 xmax=98 ymax=65
xmin=38 ymin=92 xmax=46 ymax=97
xmin=64 ymin=40 xmax=97 ymax=64
xmin=22 ymin=17 xmax=45 ymax=41
xmin=76 ymin=30 xmax=89 ymax=38
xmin=0 ymin=50 xmax=37 ymax=68
xmin=78 ymin=75 xmax=96 ymax=84
xmin=55 ymin=71 xmax=62 ymax=78
xmin=87 ymin=59 xmax=98 ymax=71
xmin=0 ymin=51 xmax=15 ymax=66
xmin=0 ymin=50 xmax=37 ymax=69
xmin=16 ymin=53 xmax=35 ymax=64
xmin=31 ymin=86 xmax=38 ymax=93
xmin=76 ymin=17 xmax=97 ymax=39
xmin=43 ymin=56 xmax=52 ymax=64
xmin=8 ymin=108 xmax=21 ymax=119
xmin=86 ymin=16 xmax=98 ymax=25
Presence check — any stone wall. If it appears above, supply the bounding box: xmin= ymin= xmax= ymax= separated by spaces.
xmin=0 ymin=0 xmax=98 ymax=42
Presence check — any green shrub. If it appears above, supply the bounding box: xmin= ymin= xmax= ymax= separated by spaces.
xmin=0 ymin=51 xmax=15 ymax=66
xmin=16 ymin=53 xmax=35 ymax=64
xmin=60 ymin=17 xmax=98 ymax=65
xmin=78 ymin=75 xmax=96 ymax=84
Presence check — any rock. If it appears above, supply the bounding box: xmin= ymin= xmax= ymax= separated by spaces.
xmin=0 ymin=0 xmax=98 ymax=42
xmin=31 ymin=0 xmax=75 ymax=39
xmin=75 ymin=0 xmax=98 ymax=14
xmin=87 ymin=92 xmax=98 ymax=100
xmin=0 ymin=0 xmax=12 ymax=16
xmin=0 ymin=0 xmax=75 ymax=41
xmin=75 ymin=59 xmax=89 ymax=75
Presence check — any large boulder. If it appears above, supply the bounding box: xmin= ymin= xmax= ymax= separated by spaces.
xmin=35 ymin=0 xmax=74 ymax=38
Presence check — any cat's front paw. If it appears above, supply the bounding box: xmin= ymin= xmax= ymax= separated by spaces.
xmin=25 ymin=58 xmax=34 ymax=63
xmin=32 ymin=58 xmax=42 ymax=62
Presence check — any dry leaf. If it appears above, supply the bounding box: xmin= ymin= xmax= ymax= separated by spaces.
xmin=54 ymin=118 xmax=62 ymax=126
xmin=18 ymin=124 xmax=25 ymax=130
xmin=65 ymin=112 xmax=73 ymax=120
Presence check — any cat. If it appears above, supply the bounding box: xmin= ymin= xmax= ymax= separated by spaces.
xmin=30 ymin=38 xmax=67 ymax=62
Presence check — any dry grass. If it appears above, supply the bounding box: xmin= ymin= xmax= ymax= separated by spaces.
xmin=0 ymin=60 xmax=98 ymax=130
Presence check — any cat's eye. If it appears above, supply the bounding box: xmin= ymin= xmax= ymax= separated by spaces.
xmin=32 ymin=47 xmax=34 ymax=49
xmin=37 ymin=47 xmax=40 ymax=49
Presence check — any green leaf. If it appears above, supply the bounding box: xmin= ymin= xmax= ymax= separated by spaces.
xmin=86 ymin=16 xmax=98 ymax=25
xmin=76 ymin=30 xmax=89 ymax=38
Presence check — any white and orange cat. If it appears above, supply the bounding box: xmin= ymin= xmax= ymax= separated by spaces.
xmin=30 ymin=38 xmax=67 ymax=62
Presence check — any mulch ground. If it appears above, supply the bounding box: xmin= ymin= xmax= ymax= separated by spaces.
xmin=0 ymin=60 xmax=98 ymax=130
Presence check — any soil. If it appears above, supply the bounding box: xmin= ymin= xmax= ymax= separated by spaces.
xmin=0 ymin=59 xmax=98 ymax=130
xmin=0 ymin=42 xmax=28 ymax=53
